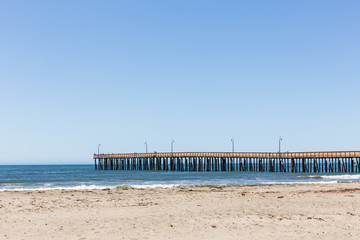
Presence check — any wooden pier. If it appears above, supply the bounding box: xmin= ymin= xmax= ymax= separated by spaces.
xmin=93 ymin=151 xmax=360 ymax=173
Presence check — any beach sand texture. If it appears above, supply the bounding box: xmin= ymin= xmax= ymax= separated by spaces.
xmin=1 ymin=183 xmax=360 ymax=240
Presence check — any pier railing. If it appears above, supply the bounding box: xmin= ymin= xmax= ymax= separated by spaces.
xmin=93 ymin=151 xmax=360 ymax=173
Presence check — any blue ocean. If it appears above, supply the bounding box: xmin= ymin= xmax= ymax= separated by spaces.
xmin=1 ymin=165 xmax=360 ymax=191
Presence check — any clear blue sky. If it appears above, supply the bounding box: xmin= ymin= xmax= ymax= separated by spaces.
xmin=0 ymin=1 xmax=359 ymax=164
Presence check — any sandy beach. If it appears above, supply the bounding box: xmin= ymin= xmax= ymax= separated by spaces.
xmin=1 ymin=183 xmax=360 ymax=240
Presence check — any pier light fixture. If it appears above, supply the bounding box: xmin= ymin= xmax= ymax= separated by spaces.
xmin=231 ymin=138 xmax=234 ymax=153
xmin=145 ymin=141 xmax=148 ymax=153
xmin=98 ymin=143 xmax=101 ymax=155
xmin=171 ymin=139 xmax=175 ymax=153
xmin=278 ymin=137 xmax=282 ymax=154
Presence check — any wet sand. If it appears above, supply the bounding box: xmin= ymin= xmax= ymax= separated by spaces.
xmin=1 ymin=183 xmax=360 ymax=240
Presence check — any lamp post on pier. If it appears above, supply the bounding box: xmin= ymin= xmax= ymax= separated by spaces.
xmin=98 ymin=143 xmax=101 ymax=155
xmin=231 ymin=138 xmax=234 ymax=153
xmin=171 ymin=139 xmax=175 ymax=154
xmin=278 ymin=137 xmax=282 ymax=153
xmin=145 ymin=141 xmax=148 ymax=153
xmin=278 ymin=137 xmax=282 ymax=159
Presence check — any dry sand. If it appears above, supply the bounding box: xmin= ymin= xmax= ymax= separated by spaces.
xmin=1 ymin=183 xmax=360 ymax=240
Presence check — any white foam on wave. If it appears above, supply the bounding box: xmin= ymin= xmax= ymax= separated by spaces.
xmin=0 ymin=179 xmax=346 ymax=192
xmin=317 ymin=174 xmax=360 ymax=180
xmin=0 ymin=184 xmax=182 ymax=191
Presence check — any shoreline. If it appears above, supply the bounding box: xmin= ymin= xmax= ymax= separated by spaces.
xmin=1 ymin=182 xmax=360 ymax=239
xmin=0 ymin=178 xmax=357 ymax=192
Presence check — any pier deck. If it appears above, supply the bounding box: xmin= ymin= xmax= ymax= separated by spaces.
xmin=93 ymin=151 xmax=360 ymax=173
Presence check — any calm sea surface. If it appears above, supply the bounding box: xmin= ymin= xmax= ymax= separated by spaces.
xmin=0 ymin=165 xmax=360 ymax=191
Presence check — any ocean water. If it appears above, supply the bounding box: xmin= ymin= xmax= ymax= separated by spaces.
xmin=0 ymin=165 xmax=360 ymax=191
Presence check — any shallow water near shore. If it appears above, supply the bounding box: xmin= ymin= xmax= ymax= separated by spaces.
xmin=0 ymin=164 xmax=360 ymax=191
